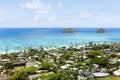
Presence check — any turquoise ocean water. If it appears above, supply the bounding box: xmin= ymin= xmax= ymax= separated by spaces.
xmin=0 ymin=28 xmax=120 ymax=52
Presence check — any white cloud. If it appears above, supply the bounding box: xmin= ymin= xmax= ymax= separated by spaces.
xmin=80 ymin=13 xmax=92 ymax=19
xmin=20 ymin=0 xmax=40 ymax=9
xmin=20 ymin=0 xmax=53 ymax=14
xmin=33 ymin=14 xmax=41 ymax=21
xmin=57 ymin=2 xmax=63 ymax=8
xmin=0 ymin=11 xmax=7 ymax=22
xmin=19 ymin=0 xmax=64 ymax=23
xmin=48 ymin=17 xmax=56 ymax=22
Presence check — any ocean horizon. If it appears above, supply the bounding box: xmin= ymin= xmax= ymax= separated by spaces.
xmin=0 ymin=28 xmax=120 ymax=52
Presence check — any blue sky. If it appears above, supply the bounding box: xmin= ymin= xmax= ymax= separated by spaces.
xmin=0 ymin=0 xmax=120 ymax=28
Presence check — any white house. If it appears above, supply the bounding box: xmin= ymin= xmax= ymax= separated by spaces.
xmin=113 ymin=69 xmax=120 ymax=76
xmin=60 ymin=64 xmax=70 ymax=69
xmin=93 ymin=72 xmax=109 ymax=77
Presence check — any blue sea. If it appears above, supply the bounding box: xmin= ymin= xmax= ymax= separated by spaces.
xmin=0 ymin=28 xmax=120 ymax=52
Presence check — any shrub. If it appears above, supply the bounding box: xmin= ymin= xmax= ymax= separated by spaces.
xmin=25 ymin=66 xmax=38 ymax=75
xmin=90 ymin=57 xmax=108 ymax=67
xmin=40 ymin=73 xmax=61 ymax=80
xmin=11 ymin=69 xmax=29 ymax=80
xmin=2 ymin=62 xmax=14 ymax=70
xmin=39 ymin=62 xmax=55 ymax=71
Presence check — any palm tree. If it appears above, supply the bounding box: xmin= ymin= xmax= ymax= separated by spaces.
xmin=5 ymin=46 xmax=9 ymax=54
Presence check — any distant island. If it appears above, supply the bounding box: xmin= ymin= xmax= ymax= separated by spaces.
xmin=96 ymin=28 xmax=107 ymax=33
xmin=62 ymin=28 xmax=76 ymax=33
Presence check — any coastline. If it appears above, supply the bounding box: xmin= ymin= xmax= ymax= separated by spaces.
xmin=0 ymin=45 xmax=84 ymax=54
xmin=0 ymin=51 xmax=20 ymax=54
xmin=0 ymin=28 xmax=119 ymax=53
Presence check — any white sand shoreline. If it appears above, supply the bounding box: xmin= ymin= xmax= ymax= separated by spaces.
xmin=0 ymin=45 xmax=84 ymax=54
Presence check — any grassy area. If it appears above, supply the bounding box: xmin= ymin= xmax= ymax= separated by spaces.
xmin=96 ymin=75 xmax=120 ymax=80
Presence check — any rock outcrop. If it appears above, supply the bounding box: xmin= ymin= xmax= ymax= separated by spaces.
xmin=62 ymin=28 xmax=76 ymax=33
xmin=96 ymin=28 xmax=107 ymax=33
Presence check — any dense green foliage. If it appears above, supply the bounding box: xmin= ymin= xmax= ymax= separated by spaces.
xmin=25 ymin=66 xmax=38 ymax=75
xmin=2 ymin=62 xmax=14 ymax=70
xmin=90 ymin=57 xmax=108 ymax=67
xmin=11 ymin=69 xmax=29 ymax=80
xmin=40 ymin=68 xmax=78 ymax=80
xmin=39 ymin=62 xmax=55 ymax=71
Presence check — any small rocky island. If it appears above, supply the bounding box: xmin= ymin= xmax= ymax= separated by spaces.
xmin=62 ymin=28 xmax=76 ymax=33
xmin=96 ymin=28 xmax=107 ymax=33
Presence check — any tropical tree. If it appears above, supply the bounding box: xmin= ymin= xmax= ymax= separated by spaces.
xmin=11 ymin=69 xmax=29 ymax=80
xmin=25 ymin=66 xmax=38 ymax=75
xmin=90 ymin=57 xmax=108 ymax=67
xmin=39 ymin=62 xmax=55 ymax=71
xmin=3 ymin=62 xmax=14 ymax=70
